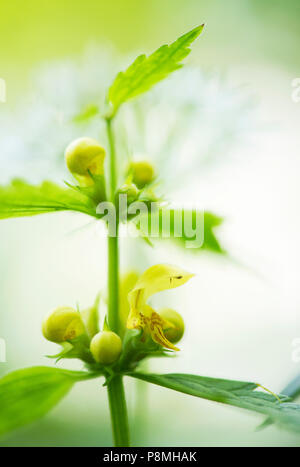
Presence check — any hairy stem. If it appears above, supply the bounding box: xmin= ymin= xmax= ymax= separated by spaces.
xmin=105 ymin=117 xmax=130 ymax=447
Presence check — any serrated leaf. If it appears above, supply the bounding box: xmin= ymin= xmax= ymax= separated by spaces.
xmin=0 ymin=366 xmax=97 ymax=437
xmin=134 ymin=209 xmax=225 ymax=254
xmin=0 ymin=179 xmax=98 ymax=220
xmin=131 ymin=373 xmax=300 ymax=433
xmin=108 ymin=25 xmax=204 ymax=115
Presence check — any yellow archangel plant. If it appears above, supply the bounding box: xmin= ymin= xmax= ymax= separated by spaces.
xmin=1 ymin=25 xmax=296 ymax=449
xmin=127 ymin=264 xmax=194 ymax=351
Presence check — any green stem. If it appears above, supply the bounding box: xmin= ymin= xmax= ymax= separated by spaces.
xmin=107 ymin=233 xmax=120 ymax=334
xmin=105 ymin=116 xmax=130 ymax=447
xmin=107 ymin=375 xmax=130 ymax=447
xmin=106 ymin=117 xmax=117 ymax=202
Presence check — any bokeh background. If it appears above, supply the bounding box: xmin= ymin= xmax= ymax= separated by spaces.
xmin=0 ymin=0 xmax=300 ymax=446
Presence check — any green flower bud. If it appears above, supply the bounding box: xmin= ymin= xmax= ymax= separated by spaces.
xmin=117 ymin=183 xmax=139 ymax=204
xmin=65 ymin=137 xmax=105 ymax=186
xmin=158 ymin=308 xmax=185 ymax=344
xmin=129 ymin=161 xmax=155 ymax=189
xmin=42 ymin=307 xmax=86 ymax=343
xmin=90 ymin=331 xmax=122 ymax=365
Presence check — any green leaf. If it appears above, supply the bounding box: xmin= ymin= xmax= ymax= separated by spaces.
xmin=66 ymin=173 xmax=107 ymax=206
xmin=81 ymin=293 xmax=101 ymax=339
xmin=0 ymin=179 xmax=99 ymax=220
xmin=73 ymin=104 xmax=100 ymax=123
xmin=134 ymin=209 xmax=225 ymax=254
xmin=47 ymin=335 xmax=95 ymax=364
xmin=0 ymin=366 xmax=96 ymax=437
xmin=259 ymin=373 xmax=300 ymax=430
xmin=131 ymin=373 xmax=300 ymax=433
xmin=273 ymin=373 xmax=300 ymax=401
xmin=108 ymin=25 xmax=204 ymax=115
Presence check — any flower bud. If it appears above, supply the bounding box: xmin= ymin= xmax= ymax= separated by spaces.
xmin=90 ymin=331 xmax=122 ymax=365
xmin=65 ymin=137 xmax=105 ymax=186
xmin=116 ymin=183 xmax=139 ymax=205
xmin=158 ymin=308 xmax=185 ymax=344
xmin=42 ymin=307 xmax=86 ymax=343
xmin=129 ymin=161 xmax=155 ymax=189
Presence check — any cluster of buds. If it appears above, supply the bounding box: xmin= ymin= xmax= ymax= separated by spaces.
xmin=64 ymin=138 xmax=156 ymax=213
xmin=42 ymin=305 xmax=122 ymax=366
xmin=65 ymin=137 xmax=155 ymax=193
xmin=41 ymin=267 xmax=188 ymax=369
xmin=42 ymin=303 xmax=185 ymax=368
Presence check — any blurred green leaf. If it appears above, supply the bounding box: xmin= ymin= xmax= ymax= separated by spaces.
xmin=108 ymin=25 xmax=204 ymax=115
xmin=279 ymin=373 xmax=300 ymax=400
xmin=0 ymin=366 xmax=96 ymax=437
xmin=259 ymin=373 xmax=300 ymax=430
xmin=131 ymin=373 xmax=300 ymax=433
xmin=73 ymin=104 xmax=100 ymax=123
xmin=0 ymin=179 xmax=98 ymax=219
xmin=135 ymin=209 xmax=225 ymax=254
xmin=81 ymin=294 xmax=101 ymax=339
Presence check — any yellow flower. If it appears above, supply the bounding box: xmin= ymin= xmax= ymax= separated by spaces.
xmin=127 ymin=264 xmax=194 ymax=351
xmin=119 ymin=270 xmax=139 ymax=336
xmin=158 ymin=308 xmax=185 ymax=344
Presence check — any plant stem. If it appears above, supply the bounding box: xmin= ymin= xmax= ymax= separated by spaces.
xmin=107 ymin=374 xmax=130 ymax=447
xmin=106 ymin=117 xmax=117 ymax=202
xmin=105 ymin=116 xmax=130 ymax=447
xmin=106 ymin=117 xmax=120 ymax=334
xmin=107 ymin=233 xmax=120 ymax=334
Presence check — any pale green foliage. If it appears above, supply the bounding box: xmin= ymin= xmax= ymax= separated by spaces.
xmin=0 ymin=367 xmax=95 ymax=437
xmin=0 ymin=179 xmax=97 ymax=219
xmin=132 ymin=373 xmax=300 ymax=433
xmin=135 ymin=209 xmax=225 ymax=254
xmin=260 ymin=373 xmax=300 ymax=430
xmin=108 ymin=25 xmax=204 ymax=115
xmin=73 ymin=104 xmax=100 ymax=122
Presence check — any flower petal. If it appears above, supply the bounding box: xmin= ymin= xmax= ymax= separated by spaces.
xmin=128 ymin=264 xmax=194 ymax=306
xmin=146 ymin=310 xmax=179 ymax=351
xmin=126 ymin=264 xmax=194 ymax=350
